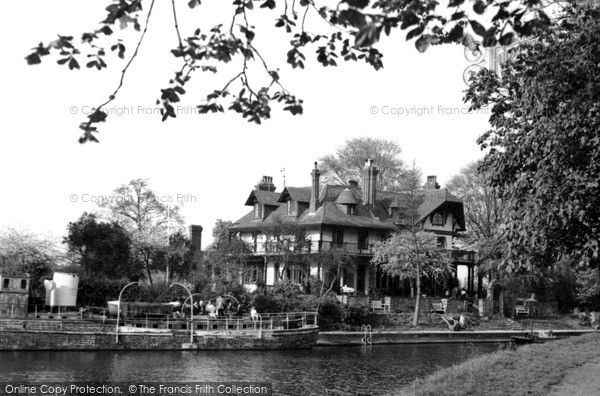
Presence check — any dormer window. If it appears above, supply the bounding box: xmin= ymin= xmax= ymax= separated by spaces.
xmin=286 ymin=200 xmax=296 ymax=216
xmin=253 ymin=203 xmax=263 ymax=218
xmin=432 ymin=212 xmax=444 ymax=226
xmin=347 ymin=205 xmax=355 ymax=215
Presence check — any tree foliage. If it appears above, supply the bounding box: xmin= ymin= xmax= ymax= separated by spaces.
xmin=465 ymin=3 xmax=600 ymax=303
xmin=203 ymin=219 xmax=253 ymax=287
xmin=63 ymin=212 xmax=140 ymax=279
xmin=0 ymin=227 xmax=60 ymax=301
xmin=372 ymin=231 xmax=450 ymax=325
xmin=152 ymin=231 xmax=196 ymax=281
xmin=371 ymin=163 xmax=450 ymax=326
xmin=319 ymin=137 xmax=407 ymax=191
xmin=446 ymin=160 xmax=506 ymax=272
xmin=99 ymin=178 xmax=186 ymax=284
xmin=26 ymin=0 xmax=562 ymax=142
xmin=466 ymin=3 xmax=600 ymax=271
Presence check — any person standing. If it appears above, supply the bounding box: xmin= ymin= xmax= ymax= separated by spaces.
xmin=215 ymin=295 xmax=225 ymax=317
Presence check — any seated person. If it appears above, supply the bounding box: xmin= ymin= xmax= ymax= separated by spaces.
xmin=205 ymin=301 xmax=217 ymax=317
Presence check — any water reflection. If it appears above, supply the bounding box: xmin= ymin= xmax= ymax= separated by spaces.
xmin=1 ymin=344 xmax=497 ymax=396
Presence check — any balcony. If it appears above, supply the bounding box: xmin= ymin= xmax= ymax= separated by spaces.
xmin=449 ymin=249 xmax=475 ymax=264
xmin=317 ymin=241 xmax=373 ymax=255
xmin=250 ymin=241 xmax=372 ymax=256
xmin=248 ymin=241 xmax=474 ymax=262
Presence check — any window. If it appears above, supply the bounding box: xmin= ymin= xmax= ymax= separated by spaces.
xmin=347 ymin=205 xmax=355 ymax=215
xmin=245 ymin=267 xmax=259 ymax=284
xmin=432 ymin=212 xmax=444 ymax=226
xmin=3 ymin=278 xmax=9 ymax=289
xmin=286 ymin=267 xmax=305 ymax=284
xmin=358 ymin=230 xmax=368 ymax=250
xmin=437 ymin=236 xmax=446 ymax=249
xmin=21 ymin=279 xmax=27 ymax=289
xmin=286 ymin=200 xmax=296 ymax=216
xmin=253 ymin=203 xmax=262 ymax=218
xmin=332 ymin=228 xmax=344 ymax=247
xmin=274 ymin=263 xmax=280 ymax=283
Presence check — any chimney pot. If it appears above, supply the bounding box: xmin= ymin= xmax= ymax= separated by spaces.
xmin=256 ymin=176 xmax=276 ymax=192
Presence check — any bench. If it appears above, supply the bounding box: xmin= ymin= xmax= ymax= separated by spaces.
xmin=515 ymin=305 xmax=530 ymax=316
xmin=431 ymin=299 xmax=448 ymax=314
xmin=372 ymin=300 xmax=386 ymax=313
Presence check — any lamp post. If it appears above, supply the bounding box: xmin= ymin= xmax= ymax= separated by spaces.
xmin=170 ymin=282 xmax=193 ymax=344
xmin=115 ymin=281 xmax=139 ymax=343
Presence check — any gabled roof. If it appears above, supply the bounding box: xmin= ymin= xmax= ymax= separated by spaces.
xmin=244 ymin=189 xmax=281 ymax=206
xmin=277 ymin=187 xmax=311 ymax=203
xmin=417 ymin=189 xmax=465 ymax=231
xmin=297 ymin=202 xmax=396 ymax=230
xmin=231 ymin=178 xmax=467 ymax=233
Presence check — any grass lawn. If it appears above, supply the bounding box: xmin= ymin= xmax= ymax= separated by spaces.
xmin=394 ymin=332 xmax=600 ymax=396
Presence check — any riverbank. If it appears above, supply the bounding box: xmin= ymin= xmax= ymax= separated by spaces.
xmin=392 ymin=331 xmax=600 ymax=396
xmin=317 ymin=329 xmax=596 ymax=345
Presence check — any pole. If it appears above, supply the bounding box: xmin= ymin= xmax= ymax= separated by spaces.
xmin=116 ymin=281 xmax=139 ymax=343
xmin=166 ymin=205 xmax=170 ymax=286
xmin=170 ymin=282 xmax=193 ymax=344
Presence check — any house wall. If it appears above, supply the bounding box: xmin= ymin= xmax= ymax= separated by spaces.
xmin=0 ymin=275 xmax=30 ymax=318
xmin=422 ymin=212 xmax=456 ymax=248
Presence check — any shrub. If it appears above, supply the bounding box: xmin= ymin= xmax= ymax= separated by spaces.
xmin=317 ymin=298 xmax=345 ymax=331
xmin=343 ymin=304 xmax=372 ymax=328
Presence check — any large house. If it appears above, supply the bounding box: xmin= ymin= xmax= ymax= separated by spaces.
xmin=229 ymin=160 xmax=476 ymax=296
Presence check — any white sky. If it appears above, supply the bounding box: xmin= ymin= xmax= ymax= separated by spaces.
xmin=1 ymin=1 xmax=491 ymax=248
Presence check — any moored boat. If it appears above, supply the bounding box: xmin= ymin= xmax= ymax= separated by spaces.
xmin=0 ymin=311 xmax=319 ymax=351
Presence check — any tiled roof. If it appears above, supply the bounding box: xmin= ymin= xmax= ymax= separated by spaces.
xmin=244 ymin=189 xmax=281 ymax=206
xmin=295 ymin=202 xmax=395 ymax=230
xmin=335 ymin=189 xmax=358 ymax=205
xmin=277 ymin=187 xmax=311 ymax=203
xmin=231 ymin=182 xmax=465 ymax=232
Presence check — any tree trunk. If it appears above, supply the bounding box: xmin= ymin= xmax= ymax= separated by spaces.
xmin=413 ymin=263 xmax=421 ymax=327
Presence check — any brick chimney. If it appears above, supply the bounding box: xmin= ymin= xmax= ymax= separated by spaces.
xmin=189 ymin=224 xmax=203 ymax=265
xmin=309 ymin=162 xmax=321 ymax=214
xmin=424 ymin=175 xmax=440 ymax=190
xmin=362 ymin=159 xmax=378 ymax=206
xmin=255 ymin=176 xmax=276 ymax=192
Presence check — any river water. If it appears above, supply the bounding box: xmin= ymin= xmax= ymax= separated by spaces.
xmin=1 ymin=344 xmax=498 ymax=395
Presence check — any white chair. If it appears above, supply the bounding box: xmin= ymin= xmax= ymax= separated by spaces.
xmin=383 ymin=297 xmax=392 ymax=313
xmin=371 ymin=300 xmax=385 ymax=313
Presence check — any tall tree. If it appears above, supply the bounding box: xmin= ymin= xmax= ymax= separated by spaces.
xmin=465 ymin=4 xmax=600 ymax=301
xmin=64 ymin=212 xmax=139 ymax=279
xmin=320 ymin=137 xmax=406 ymax=191
xmin=99 ymin=178 xmax=185 ymax=284
xmin=0 ymin=227 xmax=61 ymax=301
xmin=446 ymin=161 xmax=505 ymax=241
xmin=446 ymin=161 xmax=506 ymax=273
xmin=152 ymin=231 xmax=196 ymax=281
xmin=26 ymin=1 xmax=560 ymax=142
xmin=259 ymin=217 xmax=312 ymax=286
xmin=371 ymin=163 xmax=450 ymax=326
